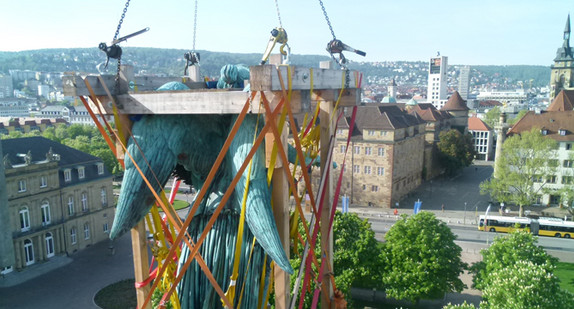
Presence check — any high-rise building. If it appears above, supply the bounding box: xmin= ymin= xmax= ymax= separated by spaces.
xmin=427 ymin=55 xmax=448 ymax=109
xmin=458 ymin=66 xmax=471 ymax=101
xmin=550 ymin=14 xmax=574 ymax=99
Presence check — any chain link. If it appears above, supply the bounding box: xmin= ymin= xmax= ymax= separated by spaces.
xmin=318 ymin=0 xmax=336 ymax=40
xmin=192 ymin=0 xmax=198 ymax=51
xmin=113 ymin=0 xmax=131 ymax=42
xmin=274 ymin=0 xmax=283 ymax=28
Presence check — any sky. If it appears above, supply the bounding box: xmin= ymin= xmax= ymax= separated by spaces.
xmin=1 ymin=0 xmax=573 ymax=66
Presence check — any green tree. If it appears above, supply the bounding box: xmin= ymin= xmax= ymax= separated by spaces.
xmin=481 ymin=261 xmax=574 ymax=309
xmin=381 ymin=212 xmax=467 ymax=303
xmin=470 ymin=230 xmax=557 ymax=291
xmin=483 ymin=106 xmax=501 ymax=129
xmin=437 ymin=129 xmax=476 ymax=176
xmin=480 ymin=128 xmax=558 ymax=216
xmin=289 ymin=212 xmax=383 ymax=308
xmin=507 ymin=109 xmax=528 ymax=126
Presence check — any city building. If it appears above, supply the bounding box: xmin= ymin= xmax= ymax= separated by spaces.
xmin=550 ymin=14 xmax=574 ymax=99
xmin=0 ymin=98 xmax=31 ymax=118
xmin=0 ymin=117 xmax=67 ymax=135
xmin=476 ymin=89 xmax=527 ymax=105
xmin=458 ymin=66 xmax=471 ymax=101
xmin=0 ymin=75 xmax=14 ymax=98
xmin=505 ymin=90 xmax=574 ymax=206
xmin=441 ymin=91 xmax=469 ymax=134
xmin=0 ymin=137 xmax=115 ymax=274
xmin=468 ymin=116 xmax=494 ymax=161
xmin=381 ymin=79 xmax=397 ymax=103
xmin=427 ymin=55 xmax=449 ymax=110
xmin=332 ymin=105 xmax=426 ymax=208
xmin=37 ymin=105 xmax=113 ymax=126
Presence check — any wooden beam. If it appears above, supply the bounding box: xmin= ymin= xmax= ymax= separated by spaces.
xmin=319 ymin=100 xmax=334 ymax=309
xmin=131 ymin=221 xmax=152 ymax=309
xmin=249 ymin=65 xmax=360 ymax=91
xmin=311 ymin=89 xmax=360 ymax=107
xmin=271 ymin=123 xmax=290 ymax=309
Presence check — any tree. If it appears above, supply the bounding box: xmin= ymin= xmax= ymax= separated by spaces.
xmin=437 ymin=129 xmax=476 ymax=176
xmin=381 ymin=212 xmax=467 ymax=303
xmin=481 ymin=261 xmax=574 ymax=309
xmin=483 ymin=106 xmax=501 ymax=129
xmin=289 ymin=212 xmax=384 ymax=308
xmin=480 ymin=128 xmax=557 ymax=216
xmin=470 ymin=230 xmax=557 ymax=291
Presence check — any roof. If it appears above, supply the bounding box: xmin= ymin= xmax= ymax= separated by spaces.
xmin=40 ymin=105 xmax=68 ymax=112
xmin=468 ymin=116 xmax=491 ymax=131
xmin=354 ymin=105 xmax=425 ymax=131
xmin=478 ymin=100 xmax=503 ymax=108
xmin=547 ymin=90 xmax=574 ymax=111
xmin=507 ymin=110 xmax=574 ymax=142
xmin=1 ymin=136 xmax=104 ymax=167
xmin=441 ymin=91 xmax=469 ymax=111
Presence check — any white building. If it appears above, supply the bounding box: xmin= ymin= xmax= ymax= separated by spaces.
xmin=0 ymin=98 xmax=31 ymax=118
xmin=0 ymin=75 xmax=13 ymax=98
xmin=427 ymin=55 xmax=449 ymax=110
xmin=458 ymin=66 xmax=471 ymax=101
xmin=477 ymin=89 xmax=527 ymax=105
xmin=468 ymin=116 xmax=494 ymax=161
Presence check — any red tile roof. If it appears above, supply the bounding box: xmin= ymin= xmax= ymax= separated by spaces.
xmin=468 ymin=116 xmax=491 ymax=131
xmin=507 ymin=110 xmax=574 ymax=142
xmin=547 ymin=90 xmax=574 ymax=111
xmin=441 ymin=91 xmax=469 ymax=111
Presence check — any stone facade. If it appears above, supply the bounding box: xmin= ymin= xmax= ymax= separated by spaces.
xmin=0 ymin=137 xmax=115 ymax=274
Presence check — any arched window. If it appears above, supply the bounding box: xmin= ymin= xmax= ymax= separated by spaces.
xmin=41 ymin=201 xmax=51 ymax=225
xmin=45 ymin=233 xmax=54 ymax=258
xmin=24 ymin=239 xmax=34 ymax=266
xmin=19 ymin=207 xmax=30 ymax=232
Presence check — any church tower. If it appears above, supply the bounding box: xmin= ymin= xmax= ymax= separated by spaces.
xmin=550 ymin=14 xmax=574 ymax=99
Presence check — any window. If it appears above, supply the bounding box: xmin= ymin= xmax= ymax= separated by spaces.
xmin=368 ymin=130 xmax=375 ymax=136
xmin=567 ymin=143 xmax=572 ymax=150
xmin=81 ymin=192 xmax=88 ymax=212
xmin=364 ymin=147 xmax=372 ymax=155
xmin=337 ymin=129 xmax=343 ymax=135
xmin=45 ymin=233 xmax=54 ymax=258
xmin=70 ymin=228 xmax=77 ymax=245
xmin=354 ymin=146 xmax=360 ymax=154
xmin=564 ymin=160 xmax=573 ymax=168
xmin=364 ymin=166 xmax=371 ymax=175
xmin=18 ymin=179 xmax=27 ymax=192
xmin=371 ymin=185 xmax=378 ymax=192
xmin=353 ymin=165 xmax=360 ymax=173
xmin=1 ymin=266 xmax=13 ymax=275
xmin=547 ymin=175 xmax=557 ymax=184
xmin=362 ymin=184 xmax=366 ymax=190
xmin=84 ymin=223 xmax=90 ymax=240
xmin=40 ymin=176 xmax=47 ymax=188
xmin=559 ymin=129 xmax=567 ymax=136
xmin=24 ymin=239 xmax=34 ymax=266
xmin=377 ymin=167 xmax=385 ymax=176
xmin=78 ymin=167 xmax=85 ymax=179
xmin=380 ymin=131 xmax=387 ymax=136
xmin=378 ymin=148 xmax=385 ymax=157
xmin=19 ymin=207 xmax=30 ymax=232
xmin=562 ymin=176 xmax=573 ymax=184
xmin=68 ymin=196 xmax=74 ymax=216
xmin=532 ymin=175 xmax=543 ymax=183
xmin=41 ymin=201 xmax=51 ymax=226
xmin=101 ymin=188 xmax=107 ymax=206
xmin=64 ymin=169 xmax=71 ymax=182
xmin=103 ymin=223 xmax=109 ymax=233
xmin=97 ymin=163 xmax=104 ymax=175
xmin=541 ymin=129 xmax=548 ymax=136
xmin=340 ymin=145 xmax=346 ymax=153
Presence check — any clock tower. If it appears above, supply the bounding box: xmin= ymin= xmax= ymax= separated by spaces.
xmin=550 ymin=14 xmax=574 ymax=98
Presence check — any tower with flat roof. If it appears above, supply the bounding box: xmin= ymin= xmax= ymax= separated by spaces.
xmin=427 ymin=54 xmax=448 ymax=109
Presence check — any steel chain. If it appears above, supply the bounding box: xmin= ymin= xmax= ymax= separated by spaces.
xmin=318 ymin=0 xmax=336 ymax=40
xmin=192 ymin=0 xmax=198 ymax=51
xmin=274 ymin=0 xmax=283 ymax=28
xmin=113 ymin=0 xmax=131 ymax=42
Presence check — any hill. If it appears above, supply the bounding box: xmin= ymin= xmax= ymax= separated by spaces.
xmin=0 ymin=48 xmax=550 ymax=88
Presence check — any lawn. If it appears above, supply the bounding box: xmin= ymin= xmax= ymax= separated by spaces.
xmin=94 ymin=279 xmax=137 ymax=309
xmin=556 ymin=262 xmax=574 ymax=293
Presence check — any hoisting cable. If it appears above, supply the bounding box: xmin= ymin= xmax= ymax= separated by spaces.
xmin=184 ymin=0 xmax=201 ymax=76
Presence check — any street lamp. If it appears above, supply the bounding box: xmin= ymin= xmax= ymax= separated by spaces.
xmin=464 ymin=202 xmax=467 ymax=225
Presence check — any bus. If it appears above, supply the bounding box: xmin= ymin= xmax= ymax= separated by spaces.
xmin=478 ymin=215 xmax=574 ymax=239
xmin=538 ymin=218 xmax=574 ymax=238
xmin=478 ymin=215 xmax=531 ymax=233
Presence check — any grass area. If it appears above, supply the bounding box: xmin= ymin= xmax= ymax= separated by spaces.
xmin=94 ymin=279 xmax=137 ymax=309
xmin=556 ymin=262 xmax=574 ymax=293
xmin=172 ymin=199 xmax=189 ymax=210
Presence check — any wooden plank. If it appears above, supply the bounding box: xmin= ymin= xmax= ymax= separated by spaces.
xmin=250 ymin=65 xmax=359 ymax=91
xmin=271 ymin=124 xmax=290 ymax=309
xmin=311 ymin=89 xmax=360 ymax=107
xmin=131 ymin=221 xmax=152 ymax=309
xmin=319 ymin=100 xmax=334 ymax=309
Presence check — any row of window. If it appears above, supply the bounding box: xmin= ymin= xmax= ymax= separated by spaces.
xmin=532 ymin=175 xmax=573 ymax=184
xmin=18 ymin=188 xmax=108 ymax=232
xmin=17 ymin=176 xmax=48 ymax=193
xmin=349 ymin=165 xmax=385 ymax=176
xmin=340 ymin=145 xmax=386 ymax=157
